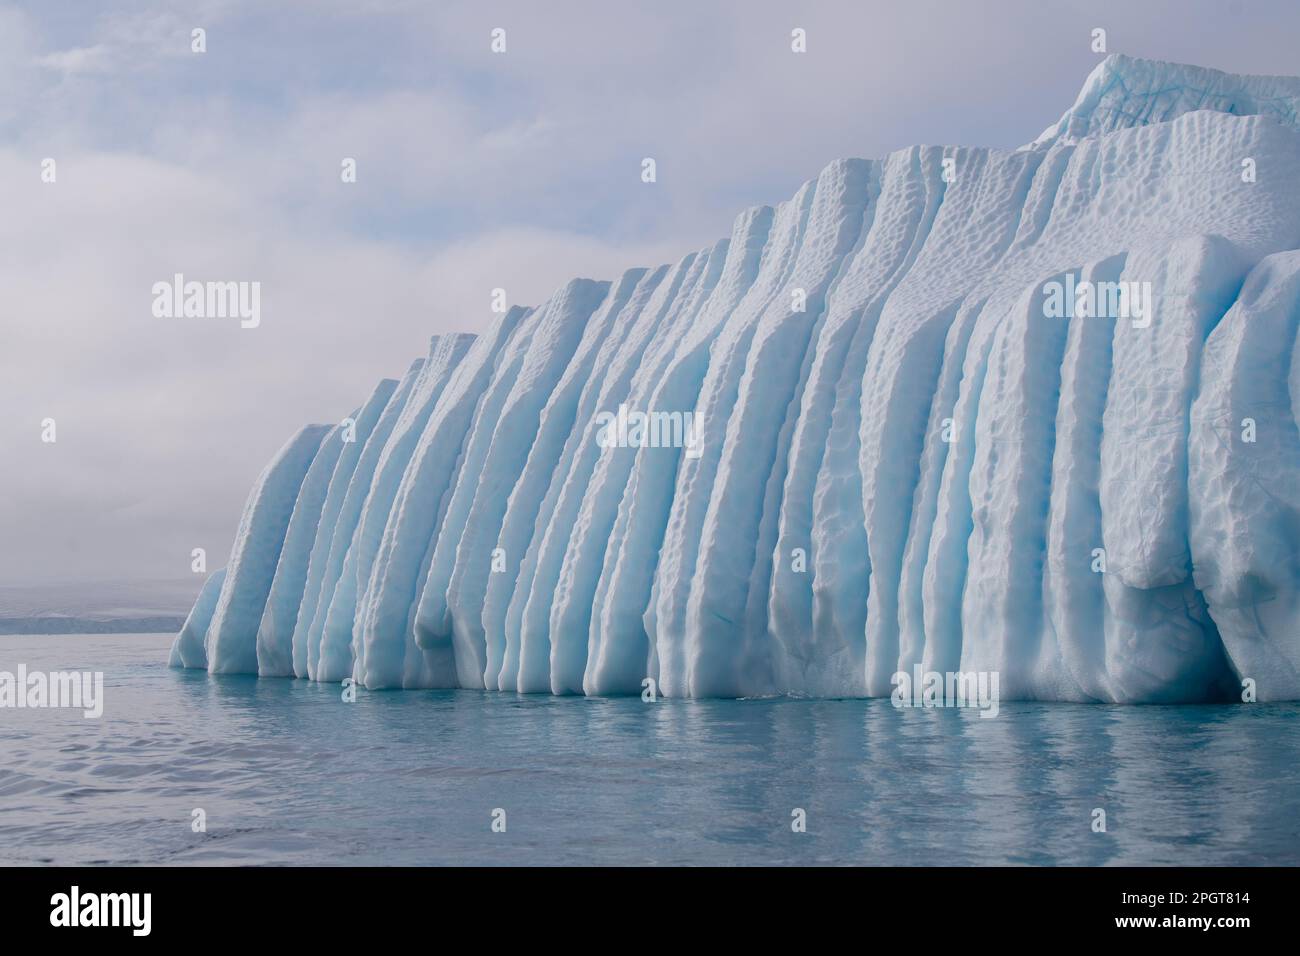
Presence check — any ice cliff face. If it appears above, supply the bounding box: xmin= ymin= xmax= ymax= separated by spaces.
xmin=172 ymin=56 xmax=1300 ymax=702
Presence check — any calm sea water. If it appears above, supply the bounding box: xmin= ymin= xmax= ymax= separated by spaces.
xmin=1 ymin=632 xmax=1297 ymax=866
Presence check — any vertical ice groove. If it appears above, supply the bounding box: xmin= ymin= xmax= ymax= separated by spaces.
xmin=349 ymin=333 xmax=475 ymax=684
xmin=769 ymin=154 xmax=926 ymax=694
xmin=1190 ymin=251 xmax=1300 ymax=701
xmin=411 ymin=304 xmax=558 ymax=663
xmin=169 ymin=568 xmax=227 ymax=669
xmin=1092 ymin=238 xmax=1246 ymax=701
xmin=255 ymin=421 xmax=348 ymax=676
xmin=542 ymin=253 xmax=710 ymax=693
xmin=919 ymin=299 xmax=997 ymax=678
xmin=545 ymin=251 xmax=719 ymax=694
xmin=206 ymin=425 xmax=331 ymax=674
xmin=861 ymin=146 xmax=1048 ymax=696
xmin=1100 ymin=238 xmax=1246 ymax=589
xmin=959 ymin=280 xmax=1073 ymax=696
xmin=509 ymin=261 xmax=702 ymax=691
xmin=357 ymin=307 xmax=530 ymax=688
xmin=740 ymin=170 xmax=880 ymax=688
xmin=803 ymin=146 xmax=949 ymax=697
xmin=290 ymin=378 xmax=399 ymax=677
xmin=478 ymin=266 xmax=651 ymax=690
xmin=315 ymin=360 xmax=427 ymax=681
xmin=890 ymin=149 xmax=1047 ymax=682
xmin=581 ymin=235 xmax=738 ymax=695
xmin=893 ymin=293 xmax=986 ymax=677
xmin=685 ymin=158 xmax=875 ymax=697
xmin=651 ymin=180 xmax=818 ymax=698
xmin=1042 ymin=256 xmax=1124 ymax=702
xmin=419 ymin=279 xmax=611 ymax=688
xmin=500 ymin=261 xmax=683 ymax=693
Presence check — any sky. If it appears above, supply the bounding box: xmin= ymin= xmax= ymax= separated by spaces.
xmin=3 ymin=0 xmax=1299 ymax=588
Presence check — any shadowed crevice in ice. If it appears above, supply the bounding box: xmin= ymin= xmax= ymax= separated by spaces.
xmin=296 ymin=377 xmax=401 ymax=679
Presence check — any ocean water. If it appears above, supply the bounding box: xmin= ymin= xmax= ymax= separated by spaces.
xmin=1 ymin=632 xmax=1296 ymax=866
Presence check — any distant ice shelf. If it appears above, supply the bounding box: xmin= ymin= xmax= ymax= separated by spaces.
xmin=172 ymin=56 xmax=1300 ymax=702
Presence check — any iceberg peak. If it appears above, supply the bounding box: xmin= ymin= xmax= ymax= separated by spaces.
xmin=1031 ymin=53 xmax=1300 ymax=147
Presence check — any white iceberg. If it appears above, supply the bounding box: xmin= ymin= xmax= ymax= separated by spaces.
xmin=172 ymin=56 xmax=1300 ymax=702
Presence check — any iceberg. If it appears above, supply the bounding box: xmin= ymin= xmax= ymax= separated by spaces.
xmin=172 ymin=56 xmax=1300 ymax=702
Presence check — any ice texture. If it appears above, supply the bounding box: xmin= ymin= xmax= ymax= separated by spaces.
xmin=171 ymin=57 xmax=1300 ymax=701
xmin=205 ymin=425 xmax=329 ymax=674
xmin=168 ymin=567 xmax=226 ymax=669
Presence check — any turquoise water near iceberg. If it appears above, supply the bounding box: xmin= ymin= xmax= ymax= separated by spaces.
xmin=1 ymin=633 xmax=1296 ymax=866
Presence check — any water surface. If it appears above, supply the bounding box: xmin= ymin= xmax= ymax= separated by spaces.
xmin=2 ymin=633 xmax=1296 ymax=865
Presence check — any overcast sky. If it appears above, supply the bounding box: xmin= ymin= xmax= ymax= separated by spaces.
xmin=4 ymin=0 xmax=1299 ymax=588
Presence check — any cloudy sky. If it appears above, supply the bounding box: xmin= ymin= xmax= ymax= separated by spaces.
xmin=3 ymin=0 xmax=1298 ymax=589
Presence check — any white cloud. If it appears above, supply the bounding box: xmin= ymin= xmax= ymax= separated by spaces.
xmin=36 ymin=44 xmax=115 ymax=75
xmin=0 ymin=145 xmax=685 ymax=584
xmin=3 ymin=0 xmax=1299 ymax=585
